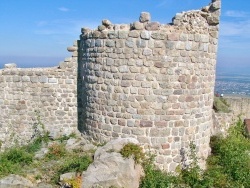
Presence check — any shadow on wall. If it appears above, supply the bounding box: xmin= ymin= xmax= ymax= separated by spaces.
xmin=77 ymin=40 xmax=88 ymax=134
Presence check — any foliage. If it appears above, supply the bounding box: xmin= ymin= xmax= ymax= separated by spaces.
xmin=207 ymin=118 xmax=250 ymax=187
xmin=56 ymin=132 xmax=77 ymax=143
xmin=213 ymin=97 xmax=231 ymax=113
xmin=120 ymin=143 xmax=145 ymax=164
xmin=25 ymin=134 xmax=49 ymax=153
xmin=0 ymin=147 xmax=33 ymax=177
xmin=140 ymin=154 xmax=177 ymax=188
xmin=140 ymin=119 xmax=250 ymax=187
xmin=45 ymin=143 xmax=67 ymax=159
xmin=52 ymin=155 xmax=92 ymax=184
xmin=64 ymin=176 xmax=82 ymax=188
xmin=179 ymin=142 xmax=202 ymax=187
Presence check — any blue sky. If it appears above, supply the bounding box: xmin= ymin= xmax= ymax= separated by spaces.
xmin=0 ymin=0 xmax=249 ymax=73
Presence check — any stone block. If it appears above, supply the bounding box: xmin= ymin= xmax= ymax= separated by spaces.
xmin=139 ymin=12 xmax=151 ymax=23
xmin=118 ymin=31 xmax=128 ymax=39
xmin=145 ymin=22 xmax=160 ymax=31
xmin=129 ymin=30 xmax=140 ymax=38
xmin=132 ymin=21 xmax=144 ymax=30
xmin=140 ymin=31 xmax=151 ymax=40
xmin=38 ymin=76 xmax=48 ymax=83
xmin=48 ymin=78 xmax=58 ymax=83
xmin=140 ymin=120 xmax=153 ymax=127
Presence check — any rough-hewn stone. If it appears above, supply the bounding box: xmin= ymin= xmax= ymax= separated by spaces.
xmin=78 ymin=0 xmax=221 ymax=172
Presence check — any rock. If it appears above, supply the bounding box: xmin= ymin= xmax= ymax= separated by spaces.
xmin=34 ymin=148 xmax=49 ymax=159
xmin=139 ymin=12 xmax=151 ymax=23
xmin=60 ymin=172 xmax=77 ymax=182
xmin=0 ymin=174 xmax=34 ymax=188
xmin=98 ymin=25 xmax=106 ymax=31
xmin=102 ymin=19 xmax=112 ymax=27
xmin=67 ymin=46 xmax=77 ymax=52
xmin=37 ymin=182 xmax=54 ymax=188
xmin=209 ymin=1 xmax=221 ymax=11
xmin=132 ymin=21 xmax=144 ymax=30
xmin=145 ymin=22 xmax=160 ymax=31
xmin=82 ymin=138 xmax=143 ymax=188
xmin=65 ymin=137 xmax=95 ymax=152
xmin=81 ymin=27 xmax=91 ymax=34
xmin=4 ymin=63 xmax=17 ymax=69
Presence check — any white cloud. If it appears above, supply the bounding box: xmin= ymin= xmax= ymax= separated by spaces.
xmin=225 ymin=10 xmax=249 ymax=18
xmin=34 ymin=19 xmax=99 ymax=37
xmin=220 ymin=20 xmax=250 ymax=38
xmin=58 ymin=7 xmax=69 ymax=12
xmin=36 ymin=21 xmax=48 ymax=27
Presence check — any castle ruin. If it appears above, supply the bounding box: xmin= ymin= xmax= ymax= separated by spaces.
xmin=0 ymin=0 xmax=221 ymax=171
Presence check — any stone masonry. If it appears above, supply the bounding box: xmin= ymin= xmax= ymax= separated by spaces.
xmin=78 ymin=0 xmax=221 ymax=171
xmin=0 ymin=0 xmax=221 ymax=172
xmin=0 ymin=42 xmax=78 ymax=150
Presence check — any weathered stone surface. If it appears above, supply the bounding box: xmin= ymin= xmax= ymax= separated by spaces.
xmin=0 ymin=41 xmax=78 ymax=150
xmin=139 ymin=12 xmax=151 ymax=23
xmin=82 ymin=138 xmax=143 ymax=188
xmin=1 ymin=0 xmax=222 ymax=174
xmin=132 ymin=21 xmax=144 ymax=30
xmin=102 ymin=19 xmax=112 ymax=27
xmin=145 ymin=22 xmax=160 ymax=31
xmin=4 ymin=63 xmax=17 ymax=69
xmin=0 ymin=174 xmax=34 ymax=188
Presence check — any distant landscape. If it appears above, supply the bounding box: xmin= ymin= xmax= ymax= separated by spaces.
xmin=215 ymin=69 xmax=250 ymax=97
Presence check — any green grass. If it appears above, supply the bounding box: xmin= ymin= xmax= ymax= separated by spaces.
xmin=0 ymin=134 xmax=93 ymax=186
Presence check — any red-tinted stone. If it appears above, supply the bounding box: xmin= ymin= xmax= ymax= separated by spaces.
xmin=140 ymin=120 xmax=153 ymax=127
xmin=162 ymin=143 xmax=170 ymax=149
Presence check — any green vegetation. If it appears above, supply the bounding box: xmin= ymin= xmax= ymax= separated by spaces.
xmin=140 ymin=118 xmax=250 ymax=188
xmin=0 ymin=118 xmax=249 ymax=188
xmin=0 ymin=134 xmax=49 ymax=178
xmin=0 ymin=134 xmax=93 ymax=186
xmin=120 ymin=143 xmax=145 ymax=164
xmin=213 ymin=96 xmax=231 ymax=113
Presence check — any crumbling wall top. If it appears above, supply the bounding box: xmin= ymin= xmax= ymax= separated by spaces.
xmin=80 ymin=0 xmax=221 ymax=38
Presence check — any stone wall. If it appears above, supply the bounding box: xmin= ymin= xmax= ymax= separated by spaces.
xmin=224 ymin=96 xmax=250 ymax=118
xmin=0 ymin=42 xmax=78 ymax=150
xmin=79 ymin=0 xmax=221 ymax=171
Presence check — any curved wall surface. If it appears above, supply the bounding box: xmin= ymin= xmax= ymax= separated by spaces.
xmin=79 ymin=0 xmax=220 ymax=171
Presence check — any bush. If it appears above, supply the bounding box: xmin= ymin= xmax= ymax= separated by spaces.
xmin=140 ymin=154 xmax=177 ymax=188
xmin=52 ymin=155 xmax=92 ymax=184
xmin=0 ymin=147 xmax=33 ymax=177
xmin=208 ymin=118 xmax=250 ymax=187
xmin=120 ymin=143 xmax=145 ymax=164
xmin=45 ymin=143 xmax=67 ymax=159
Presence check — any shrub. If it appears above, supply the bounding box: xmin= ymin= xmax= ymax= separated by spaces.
xmin=140 ymin=154 xmax=177 ymax=188
xmin=208 ymin=118 xmax=250 ymax=187
xmin=52 ymin=155 xmax=92 ymax=184
xmin=46 ymin=143 xmax=67 ymax=159
xmin=0 ymin=147 xmax=33 ymax=177
xmin=120 ymin=143 xmax=145 ymax=164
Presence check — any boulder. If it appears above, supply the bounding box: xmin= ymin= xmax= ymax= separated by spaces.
xmin=82 ymin=138 xmax=143 ymax=188
xmin=0 ymin=174 xmax=34 ymax=188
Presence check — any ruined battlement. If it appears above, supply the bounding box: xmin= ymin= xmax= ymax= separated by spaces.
xmin=78 ymin=0 xmax=221 ymax=171
xmin=0 ymin=0 xmax=221 ymax=171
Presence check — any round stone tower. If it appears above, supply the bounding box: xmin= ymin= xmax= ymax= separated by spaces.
xmin=78 ymin=0 xmax=221 ymax=171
